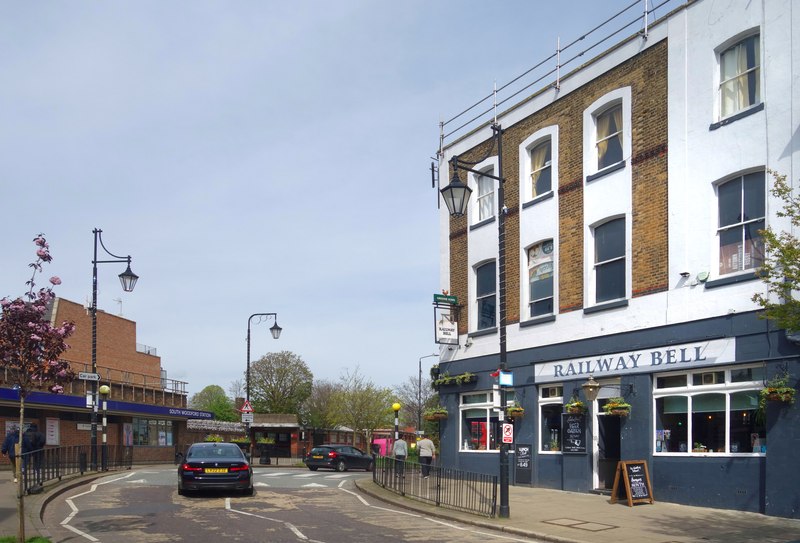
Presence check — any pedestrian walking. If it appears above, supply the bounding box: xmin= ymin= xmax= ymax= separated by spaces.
xmin=25 ymin=424 xmax=45 ymax=478
xmin=392 ymin=436 xmax=407 ymax=478
xmin=417 ymin=434 xmax=435 ymax=478
xmin=2 ymin=430 xmax=18 ymax=482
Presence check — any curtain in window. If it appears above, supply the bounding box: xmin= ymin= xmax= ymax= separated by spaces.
xmin=530 ymin=142 xmax=550 ymax=197
xmin=596 ymin=112 xmax=611 ymax=165
xmin=596 ymin=107 xmax=622 ymax=169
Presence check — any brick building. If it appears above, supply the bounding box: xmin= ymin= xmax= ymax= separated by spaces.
xmin=434 ymin=0 xmax=799 ymax=519
xmin=0 ymin=298 xmax=211 ymax=465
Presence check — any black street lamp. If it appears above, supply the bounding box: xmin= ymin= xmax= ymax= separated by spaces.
xmin=246 ymin=313 xmax=282 ymax=403
xmin=439 ymin=123 xmax=510 ymax=518
xmin=418 ymin=353 xmax=438 ymax=431
xmin=91 ymin=228 xmax=138 ymax=471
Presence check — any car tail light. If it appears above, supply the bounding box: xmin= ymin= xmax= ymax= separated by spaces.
xmin=327 ymin=451 xmax=338 ymax=459
xmin=181 ymin=463 xmax=202 ymax=472
xmin=230 ymin=464 xmax=250 ymax=472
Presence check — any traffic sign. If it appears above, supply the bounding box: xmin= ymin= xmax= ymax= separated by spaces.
xmin=241 ymin=413 xmax=254 ymax=423
xmin=502 ymin=423 xmax=514 ymax=444
xmin=78 ymin=372 xmax=100 ymax=381
xmin=240 ymin=400 xmax=254 ymax=413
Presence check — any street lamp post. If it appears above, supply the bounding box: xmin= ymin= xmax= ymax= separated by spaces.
xmin=99 ymin=384 xmax=110 ymax=471
xmin=91 ymin=228 xmax=138 ymax=472
xmin=418 ymin=353 xmax=438 ymax=431
xmin=245 ymin=313 xmax=281 ymax=459
xmin=439 ymin=123 xmax=510 ymax=518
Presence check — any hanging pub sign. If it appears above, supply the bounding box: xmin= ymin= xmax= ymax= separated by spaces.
xmin=433 ymin=294 xmax=459 ymax=345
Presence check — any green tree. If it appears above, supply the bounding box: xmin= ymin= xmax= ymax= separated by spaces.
xmin=189 ymin=385 xmax=238 ymax=421
xmin=394 ymin=375 xmax=437 ymax=430
xmin=302 ymin=379 xmax=340 ymax=430
xmin=330 ymin=366 xmax=394 ymax=447
xmin=249 ymin=351 xmax=313 ymax=414
xmin=753 ymin=171 xmax=800 ymax=331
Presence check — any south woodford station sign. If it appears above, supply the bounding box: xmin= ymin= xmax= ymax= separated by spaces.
xmin=535 ymin=338 xmax=736 ymax=384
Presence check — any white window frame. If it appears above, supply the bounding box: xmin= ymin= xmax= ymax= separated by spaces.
xmin=538 ymin=385 xmax=563 ymax=454
xmin=590 ymin=216 xmax=628 ymax=304
xmin=717 ymin=32 xmax=761 ymax=121
xmin=469 ymin=158 xmax=498 ymax=226
xmin=583 ymin=88 xmax=631 ymax=179
xmin=652 ymin=365 xmax=766 ymax=457
xmin=519 ymin=127 xmax=558 ymax=205
xmin=715 ymin=170 xmax=765 ymax=276
xmin=474 ymin=260 xmax=497 ymax=331
xmin=527 ymin=240 xmax=555 ymax=318
xmin=459 ymin=390 xmax=514 ymax=452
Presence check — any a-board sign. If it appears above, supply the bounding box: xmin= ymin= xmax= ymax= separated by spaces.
xmin=515 ymin=443 xmax=532 ymax=485
xmin=561 ymin=413 xmax=587 ymax=454
xmin=610 ymin=460 xmax=654 ymax=506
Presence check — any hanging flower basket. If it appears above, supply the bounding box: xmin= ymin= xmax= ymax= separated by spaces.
xmin=759 ymin=370 xmax=796 ymax=409
xmin=423 ymin=407 xmax=448 ymax=421
xmin=505 ymin=402 xmax=524 ymax=418
xmin=603 ymin=397 xmax=631 ymax=417
xmin=564 ymin=396 xmax=587 ymax=414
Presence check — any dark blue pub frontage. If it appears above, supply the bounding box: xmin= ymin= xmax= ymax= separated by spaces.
xmin=435 ymin=311 xmax=800 ymax=519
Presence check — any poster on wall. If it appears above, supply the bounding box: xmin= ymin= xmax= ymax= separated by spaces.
xmin=123 ymin=423 xmax=133 ymax=446
xmin=46 ymin=417 xmax=60 ymax=446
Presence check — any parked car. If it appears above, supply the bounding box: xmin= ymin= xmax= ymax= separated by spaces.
xmin=304 ymin=444 xmax=374 ymax=472
xmin=178 ymin=442 xmax=253 ymax=496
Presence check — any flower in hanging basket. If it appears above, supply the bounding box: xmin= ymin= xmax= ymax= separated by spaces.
xmin=423 ymin=407 xmax=448 ymax=421
xmin=505 ymin=402 xmax=524 ymax=417
xmin=564 ymin=396 xmax=587 ymax=414
xmin=759 ymin=369 xmax=796 ymax=409
xmin=603 ymin=397 xmax=631 ymax=416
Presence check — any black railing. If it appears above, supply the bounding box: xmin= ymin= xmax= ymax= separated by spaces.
xmin=17 ymin=445 xmax=133 ymax=494
xmin=372 ymin=455 xmax=497 ymax=518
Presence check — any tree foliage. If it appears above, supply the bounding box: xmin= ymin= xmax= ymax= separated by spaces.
xmin=302 ymin=379 xmax=340 ymax=429
xmin=249 ymin=350 xmax=313 ymax=414
xmin=329 ymin=366 xmax=394 ymax=446
xmin=189 ymin=385 xmax=238 ymax=421
xmin=753 ymin=171 xmax=800 ymax=331
xmin=0 ymin=234 xmax=75 ymax=543
xmin=394 ymin=375 xmax=437 ymax=430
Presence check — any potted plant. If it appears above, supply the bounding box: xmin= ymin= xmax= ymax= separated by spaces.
xmin=759 ymin=369 xmax=796 ymax=410
xmin=204 ymin=434 xmax=223 ymax=442
xmin=231 ymin=436 xmax=250 ymax=450
xmin=564 ymin=396 xmax=587 ymax=414
xmin=423 ymin=406 xmax=448 ymax=421
xmin=603 ymin=397 xmax=631 ymax=416
xmin=432 ymin=371 xmax=477 ymax=389
xmin=692 ymin=442 xmax=707 ymax=453
xmin=549 ymin=439 xmax=560 ymax=452
xmin=505 ymin=401 xmax=524 ymax=418
xmin=430 ymin=364 xmax=440 ymax=380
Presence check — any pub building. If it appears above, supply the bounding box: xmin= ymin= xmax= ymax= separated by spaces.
xmin=432 ymin=0 xmax=799 ymax=519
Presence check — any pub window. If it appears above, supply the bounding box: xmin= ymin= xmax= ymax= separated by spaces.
xmin=460 ymin=390 xmax=514 ymax=452
xmin=539 ymin=385 xmax=563 ymax=453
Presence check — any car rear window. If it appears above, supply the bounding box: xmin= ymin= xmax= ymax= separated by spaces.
xmin=310 ymin=447 xmax=332 ymax=455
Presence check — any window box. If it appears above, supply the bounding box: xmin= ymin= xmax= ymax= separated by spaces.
xmin=432 ymin=372 xmax=477 ymax=389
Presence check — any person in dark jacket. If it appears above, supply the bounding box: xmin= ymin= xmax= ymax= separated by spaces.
xmin=25 ymin=424 xmax=45 ymax=475
xmin=2 ymin=429 xmax=21 ymax=482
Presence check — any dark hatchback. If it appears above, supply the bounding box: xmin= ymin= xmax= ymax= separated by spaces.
xmin=178 ymin=442 xmax=253 ymax=496
xmin=304 ymin=444 xmax=373 ymax=472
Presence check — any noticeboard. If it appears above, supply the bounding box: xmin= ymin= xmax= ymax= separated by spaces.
xmin=610 ymin=460 xmax=654 ymax=506
xmin=561 ymin=413 xmax=587 ymax=454
xmin=514 ymin=443 xmax=532 ymax=485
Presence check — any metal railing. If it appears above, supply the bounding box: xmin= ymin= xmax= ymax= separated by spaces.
xmin=372 ymin=456 xmax=497 ymax=518
xmin=17 ymin=445 xmax=133 ymax=495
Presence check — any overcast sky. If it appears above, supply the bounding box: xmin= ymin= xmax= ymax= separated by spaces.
xmin=0 ymin=1 xmax=655 ymax=398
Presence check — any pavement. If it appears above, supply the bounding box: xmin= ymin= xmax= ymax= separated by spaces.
xmin=0 ymin=466 xmax=798 ymax=542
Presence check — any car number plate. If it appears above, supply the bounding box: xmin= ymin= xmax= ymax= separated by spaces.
xmin=312 ymin=455 xmax=323 ymax=459
xmin=204 ymin=468 xmax=228 ymax=473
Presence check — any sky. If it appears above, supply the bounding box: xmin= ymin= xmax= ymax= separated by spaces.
xmin=0 ymin=1 xmax=657 ymax=398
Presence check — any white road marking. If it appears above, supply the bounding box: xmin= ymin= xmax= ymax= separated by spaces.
xmin=258 ymin=471 xmax=294 ymax=477
xmin=301 ymin=483 xmax=327 ymax=488
xmin=61 ymin=471 xmax=137 ymax=541
xmin=225 ymin=497 xmax=324 ymax=542
xmin=255 ymin=482 xmax=271 ymax=487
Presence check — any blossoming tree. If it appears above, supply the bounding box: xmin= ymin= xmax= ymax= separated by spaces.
xmin=0 ymin=234 xmax=75 ymax=542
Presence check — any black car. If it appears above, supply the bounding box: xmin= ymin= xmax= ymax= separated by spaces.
xmin=178 ymin=442 xmax=253 ymax=496
xmin=304 ymin=444 xmax=373 ymax=472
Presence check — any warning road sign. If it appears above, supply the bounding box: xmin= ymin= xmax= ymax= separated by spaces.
xmin=240 ymin=400 xmax=254 ymax=413
xmin=502 ymin=423 xmax=514 ymax=444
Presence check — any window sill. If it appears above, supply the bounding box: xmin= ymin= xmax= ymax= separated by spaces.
xmin=469 ymin=327 xmax=497 ymax=339
xmin=583 ymin=299 xmax=628 ymax=314
xmin=519 ymin=315 xmax=556 ymax=328
xmin=469 ymin=216 xmax=496 ymax=231
xmin=586 ymin=160 xmax=626 ymax=183
xmin=522 ymin=191 xmax=554 ymax=210
xmin=709 ymin=102 xmax=764 ymax=131
xmin=704 ymin=272 xmax=759 ymax=289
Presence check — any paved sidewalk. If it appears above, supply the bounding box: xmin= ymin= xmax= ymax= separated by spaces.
xmin=1 ymin=466 xmax=799 ymax=542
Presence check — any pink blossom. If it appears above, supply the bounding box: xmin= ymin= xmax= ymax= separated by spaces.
xmin=33 ymin=236 xmax=46 ymax=247
xmin=49 ymin=276 xmax=61 ymax=286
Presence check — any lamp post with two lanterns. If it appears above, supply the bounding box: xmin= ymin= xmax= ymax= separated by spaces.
xmin=439 ymin=122 xmax=510 ymax=518
xmin=90 ymin=228 xmax=138 ymax=472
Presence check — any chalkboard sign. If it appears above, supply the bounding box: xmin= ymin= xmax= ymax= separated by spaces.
xmin=561 ymin=413 xmax=587 ymax=454
xmin=610 ymin=460 xmax=654 ymax=506
xmin=514 ymin=443 xmax=532 ymax=485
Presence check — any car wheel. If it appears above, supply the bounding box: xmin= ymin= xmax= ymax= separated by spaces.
xmin=366 ymin=461 xmax=374 ymax=472
xmin=308 ymin=466 xmax=318 ymax=471
xmin=336 ymin=460 xmax=347 ymax=472
xmin=242 ymin=486 xmax=254 ymax=496
xmin=178 ymin=487 xmax=185 ymax=496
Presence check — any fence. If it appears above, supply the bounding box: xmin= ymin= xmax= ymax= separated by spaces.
xmin=372 ymin=455 xmax=497 ymax=518
xmin=17 ymin=445 xmax=133 ymax=495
